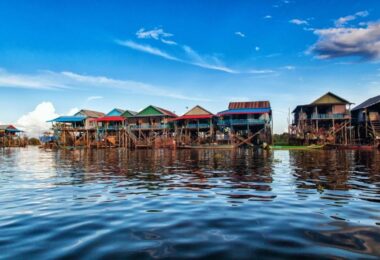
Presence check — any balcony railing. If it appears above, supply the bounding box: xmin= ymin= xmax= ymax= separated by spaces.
xmin=311 ymin=113 xmax=348 ymax=120
xmin=129 ymin=124 xmax=170 ymax=130
xmin=217 ymin=119 xmax=267 ymax=126
xmin=97 ymin=126 xmax=125 ymax=131
xmin=185 ymin=123 xmax=211 ymax=129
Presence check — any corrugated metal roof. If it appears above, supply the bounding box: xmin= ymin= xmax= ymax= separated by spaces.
xmin=0 ymin=125 xmax=22 ymax=132
xmin=131 ymin=105 xmax=177 ymax=118
xmin=228 ymin=101 xmax=271 ymax=110
xmin=74 ymin=109 xmax=105 ymax=118
xmin=153 ymin=106 xmax=178 ymax=117
xmin=106 ymin=108 xmax=125 ymax=116
xmin=128 ymin=110 xmax=138 ymax=115
xmin=122 ymin=110 xmax=138 ymax=118
xmin=311 ymin=92 xmax=352 ymax=105
xmin=184 ymin=105 xmax=214 ymax=116
xmin=48 ymin=116 xmax=86 ymax=123
xmin=93 ymin=116 xmax=126 ymax=122
xmin=352 ymin=95 xmax=380 ymax=111
xmin=6 ymin=129 xmax=23 ymax=133
xmin=170 ymin=114 xmax=214 ymax=121
xmin=292 ymin=92 xmax=353 ymax=113
xmin=218 ymin=108 xmax=271 ymax=116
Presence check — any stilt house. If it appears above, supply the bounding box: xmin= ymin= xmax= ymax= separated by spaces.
xmin=351 ymin=95 xmax=380 ymax=144
xmin=217 ymin=101 xmax=272 ymax=147
xmin=48 ymin=109 xmax=105 ymax=147
xmin=127 ymin=105 xmax=177 ymax=148
xmin=172 ymin=105 xmax=215 ymax=146
xmin=0 ymin=125 xmax=25 ymax=147
xmin=92 ymin=108 xmax=127 ymax=147
xmin=290 ymin=92 xmax=353 ymax=145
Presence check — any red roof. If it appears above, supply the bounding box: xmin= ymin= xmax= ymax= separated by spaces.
xmin=93 ymin=116 xmax=126 ymax=122
xmin=170 ymin=114 xmax=214 ymax=121
xmin=229 ymin=101 xmax=270 ymax=109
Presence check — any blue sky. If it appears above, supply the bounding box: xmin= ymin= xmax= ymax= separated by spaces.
xmin=0 ymin=0 xmax=380 ymax=135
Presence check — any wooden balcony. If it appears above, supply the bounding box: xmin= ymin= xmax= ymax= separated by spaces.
xmin=217 ymin=119 xmax=267 ymax=126
xmin=129 ymin=124 xmax=170 ymax=130
xmin=311 ymin=113 xmax=350 ymax=120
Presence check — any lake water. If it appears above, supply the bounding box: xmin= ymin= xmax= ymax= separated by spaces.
xmin=0 ymin=147 xmax=379 ymax=259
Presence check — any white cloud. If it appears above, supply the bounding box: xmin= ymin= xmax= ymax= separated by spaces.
xmin=87 ymin=96 xmax=103 ymax=101
xmin=283 ymin=65 xmax=295 ymax=70
xmin=273 ymin=0 xmax=292 ymax=8
xmin=116 ymin=39 xmax=237 ymax=73
xmin=116 ymin=40 xmax=180 ymax=61
xmin=60 ymin=71 xmax=210 ymax=101
xmin=136 ymin=28 xmax=177 ymax=45
xmin=235 ymin=31 xmax=246 ymax=38
xmin=0 ymin=69 xmax=66 ymax=90
xmin=161 ymin=39 xmax=177 ymax=45
xmin=0 ymin=68 xmax=208 ymax=101
xmin=335 ymin=10 xmax=369 ymax=27
xmin=310 ymin=22 xmax=380 ymax=60
xmin=136 ymin=28 xmax=172 ymax=40
xmin=289 ymin=19 xmax=308 ymax=25
xmin=16 ymin=102 xmax=59 ymax=137
xmin=248 ymin=69 xmax=274 ymax=74
xmin=182 ymin=45 xmax=237 ymax=73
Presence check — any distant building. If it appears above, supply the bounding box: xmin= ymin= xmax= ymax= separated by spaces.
xmin=290 ymin=92 xmax=353 ymax=145
xmin=351 ymin=95 xmax=380 ymax=144
xmin=0 ymin=125 xmax=25 ymax=147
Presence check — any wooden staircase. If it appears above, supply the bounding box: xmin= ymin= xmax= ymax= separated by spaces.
xmin=371 ymin=120 xmax=380 ymax=139
xmin=125 ymin=127 xmax=139 ymax=148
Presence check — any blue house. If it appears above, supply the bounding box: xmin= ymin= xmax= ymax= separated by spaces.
xmin=106 ymin=108 xmax=125 ymax=116
xmin=217 ymin=101 xmax=272 ymax=146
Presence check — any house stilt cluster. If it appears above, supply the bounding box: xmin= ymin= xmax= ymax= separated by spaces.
xmin=37 ymin=92 xmax=380 ymax=150
xmin=0 ymin=125 xmax=26 ymax=147
xmin=42 ymin=101 xmax=273 ymax=149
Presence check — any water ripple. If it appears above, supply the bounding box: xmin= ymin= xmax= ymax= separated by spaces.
xmin=0 ymin=147 xmax=379 ymax=259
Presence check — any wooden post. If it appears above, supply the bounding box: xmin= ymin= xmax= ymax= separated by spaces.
xmin=365 ymin=108 xmax=368 ymax=139
xmin=315 ymin=106 xmax=319 ymax=132
xmin=348 ymin=104 xmax=352 ymax=144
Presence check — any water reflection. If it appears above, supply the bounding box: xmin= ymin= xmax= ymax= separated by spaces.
xmin=49 ymin=148 xmax=276 ymax=202
xmin=290 ymin=150 xmax=380 ymax=203
xmin=0 ymin=147 xmax=379 ymax=259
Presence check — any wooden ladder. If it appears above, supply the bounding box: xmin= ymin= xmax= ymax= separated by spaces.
xmin=370 ymin=120 xmax=380 ymax=139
